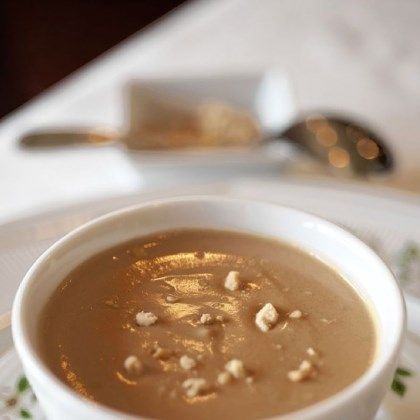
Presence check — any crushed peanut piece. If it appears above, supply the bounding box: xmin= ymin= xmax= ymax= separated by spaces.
xmin=245 ymin=376 xmax=254 ymax=384
xmin=217 ymin=371 xmax=232 ymax=385
xmin=124 ymin=355 xmax=143 ymax=375
xmin=216 ymin=315 xmax=225 ymax=322
xmin=197 ymin=354 xmax=204 ymax=362
xmin=136 ymin=311 xmax=158 ymax=326
xmin=299 ymin=360 xmax=312 ymax=373
xmin=289 ymin=310 xmax=302 ymax=319
xmin=225 ymin=359 xmax=246 ymax=379
xmin=180 ymin=355 xmax=197 ymax=370
xmin=200 ymin=313 xmax=213 ymax=325
xmin=287 ymin=359 xmax=315 ymax=382
xmin=152 ymin=344 xmax=172 ymax=360
xmin=182 ymin=378 xmax=209 ymax=398
xmin=255 ymin=303 xmax=279 ymax=332
xmin=287 ymin=369 xmax=305 ymax=382
xmin=307 ymin=347 xmax=317 ymax=356
xmin=166 ymin=295 xmax=179 ymax=303
xmin=275 ymin=344 xmax=283 ymax=350
xmin=224 ymin=271 xmax=240 ymax=291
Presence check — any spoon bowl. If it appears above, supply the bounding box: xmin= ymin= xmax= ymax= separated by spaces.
xmin=280 ymin=113 xmax=393 ymax=176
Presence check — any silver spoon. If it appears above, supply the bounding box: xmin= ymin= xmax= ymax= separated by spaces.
xmin=18 ymin=112 xmax=393 ymax=176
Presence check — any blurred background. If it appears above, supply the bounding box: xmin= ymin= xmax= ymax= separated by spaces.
xmin=1 ymin=0 xmax=420 ymax=223
xmin=0 ymin=0 xmax=186 ymax=117
xmin=0 ymin=0 xmax=419 ymax=219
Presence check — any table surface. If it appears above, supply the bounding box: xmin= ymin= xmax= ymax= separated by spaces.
xmin=1 ymin=0 xmax=420 ymax=224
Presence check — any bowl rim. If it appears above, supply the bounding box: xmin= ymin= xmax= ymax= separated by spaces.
xmin=12 ymin=196 xmax=406 ymax=419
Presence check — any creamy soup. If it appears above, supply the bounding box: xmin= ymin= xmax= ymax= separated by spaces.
xmin=39 ymin=229 xmax=376 ymax=419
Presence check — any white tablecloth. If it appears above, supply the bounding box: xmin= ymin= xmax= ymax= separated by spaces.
xmin=1 ymin=0 xmax=419 ymax=223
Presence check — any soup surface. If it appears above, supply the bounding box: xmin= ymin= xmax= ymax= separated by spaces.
xmin=40 ymin=229 xmax=376 ymax=419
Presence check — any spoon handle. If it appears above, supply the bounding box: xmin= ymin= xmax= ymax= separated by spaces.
xmin=19 ymin=129 xmax=119 ymax=148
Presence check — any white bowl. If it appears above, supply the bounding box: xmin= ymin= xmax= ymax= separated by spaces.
xmin=12 ymin=197 xmax=405 ymax=420
xmin=121 ymin=71 xmax=296 ymax=183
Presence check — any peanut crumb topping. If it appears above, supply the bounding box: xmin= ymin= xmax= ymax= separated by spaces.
xmin=182 ymin=378 xmax=209 ymax=398
xmin=255 ymin=303 xmax=279 ymax=332
xmin=166 ymin=295 xmax=179 ymax=303
xmin=200 ymin=313 xmax=213 ymax=325
xmin=180 ymin=355 xmax=197 ymax=370
xmin=288 ymin=360 xmax=316 ymax=382
xmin=289 ymin=310 xmax=302 ymax=319
xmin=287 ymin=369 xmax=304 ymax=382
xmin=307 ymin=347 xmax=317 ymax=356
xmin=136 ymin=311 xmax=158 ymax=326
xmin=245 ymin=376 xmax=254 ymax=384
xmin=217 ymin=371 xmax=232 ymax=385
xmin=225 ymin=359 xmax=246 ymax=379
xmin=124 ymin=355 xmax=143 ymax=375
xmin=224 ymin=271 xmax=240 ymax=291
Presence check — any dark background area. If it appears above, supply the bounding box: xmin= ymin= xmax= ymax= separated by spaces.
xmin=0 ymin=0 xmax=186 ymax=119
